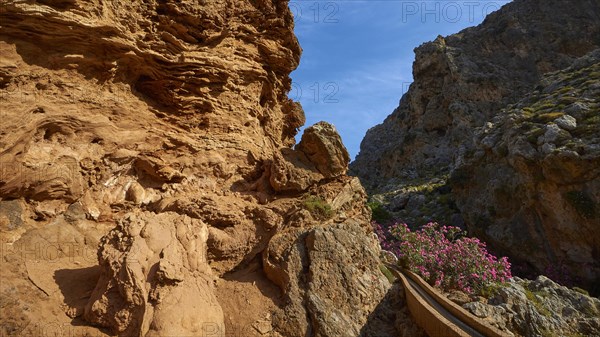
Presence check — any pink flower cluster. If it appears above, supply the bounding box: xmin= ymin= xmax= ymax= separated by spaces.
xmin=374 ymin=222 xmax=512 ymax=295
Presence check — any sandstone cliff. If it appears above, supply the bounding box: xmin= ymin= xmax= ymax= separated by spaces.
xmin=0 ymin=1 xmax=409 ymax=336
xmin=351 ymin=0 xmax=600 ymax=292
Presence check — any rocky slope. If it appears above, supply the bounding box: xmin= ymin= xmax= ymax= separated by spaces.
xmin=452 ymin=50 xmax=600 ymax=293
xmin=352 ymin=0 xmax=600 ymax=186
xmin=0 ymin=1 xmax=413 ymax=336
xmin=459 ymin=276 xmax=600 ymax=337
xmin=351 ymin=0 xmax=600 ymax=292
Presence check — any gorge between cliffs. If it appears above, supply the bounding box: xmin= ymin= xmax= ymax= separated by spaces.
xmin=0 ymin=1 xmax=599 ymax=337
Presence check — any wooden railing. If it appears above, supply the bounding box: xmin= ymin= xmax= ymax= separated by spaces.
xmin=385 ymin=264 xmax=511 ymax=337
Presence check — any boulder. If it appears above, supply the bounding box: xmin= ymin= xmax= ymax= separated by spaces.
xmin=297 ymin=122 xmax=350 ymax=178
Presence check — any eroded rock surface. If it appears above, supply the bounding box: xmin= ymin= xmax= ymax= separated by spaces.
xmin=461 ymin=276 xmax=600 ymax=337
xmin=84 ymin=211 xmax=223 ymax=336
xmin=263 ymin=221 xmax=388 ymax=337
xmin=0 ymin=1 xmax=403 ymax=336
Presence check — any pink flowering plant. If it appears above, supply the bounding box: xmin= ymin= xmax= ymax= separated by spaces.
xmin=375 ymin=222 xmax=512 ymax=295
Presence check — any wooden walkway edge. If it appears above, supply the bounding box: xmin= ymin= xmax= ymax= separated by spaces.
xmin=385 ymin=263 xmax=512 ymax=337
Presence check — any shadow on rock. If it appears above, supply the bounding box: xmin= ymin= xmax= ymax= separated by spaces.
xmin=359 ymin=282 xmax=426 ymax=337
xmin=54 ymin=266 xmax=101 ymax=319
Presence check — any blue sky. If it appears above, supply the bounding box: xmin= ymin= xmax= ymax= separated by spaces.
xmin=289 ymin=0 xmax=511 ymax=160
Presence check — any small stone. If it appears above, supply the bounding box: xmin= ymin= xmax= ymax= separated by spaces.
xmin=541 ymin=142 xmax=556 ymax=155
xmin=554 ymin=115 xmax=577 ymax=131
xmin=86 ymin=207 xmax=100 ymax=221
xmin=541 ymin=123 xmax=563 ymax=144
xmin=125 ymin=181 xmax=146 ymax=204
xmin=390 ymin=193 xmax=409 ymax=211
xmin=0 ymin=200 xmax=25 ymax=230
xmin=252 ymin=320 xmax=272 ymax=334
xmin=463 ymin=302 xmax=491 ymax=318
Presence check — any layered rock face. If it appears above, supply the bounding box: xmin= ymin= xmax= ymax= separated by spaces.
xmin=0 ymin=1 xmax=398 ymax=336
xmin=352 ymin=0 xmax=600 ymax=291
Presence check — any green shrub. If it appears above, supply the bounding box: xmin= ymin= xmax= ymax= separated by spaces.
xmin=533 ymin=112 xmax=564 ymax=123
xmin=522 ymin=107 xmax=534 ymax=114
xmin=572 ymin=287 xmax=590 ymax=296
xmin=479 ymin=283 xmax=502 ymax=298
xmin=438 ymin=194 xmax=453 ymax=207
xmin=368 ymin=201 xmax=392 ymax=224
xmin=303 ymin=196 xmax=333 ymax=220
xmin=540 ymin=328 xmax=555 ymax=337
xmin=571 ymin=124 xmax=597 ymax=138
xmin=559 ymin=96 xmax=578 ymax=105
xmin=557 ymin=86 xmax=575 ymax=94
xmin=564 ymin=333 xmax=586 ymax=337
xmin=519 ymin=121 xmax=536 ymax=131
xmin=379 ymin=264 xmax=395 ymax=283
xmin=532 ymin=101 xmax=555 ymax=112
xmin=583 ymin=115 xmax=600 ymax=125
xmin=525 ymin=289 xmax=552 ymax=317
xmin=526 ymin=127 xmax=545 ymax=144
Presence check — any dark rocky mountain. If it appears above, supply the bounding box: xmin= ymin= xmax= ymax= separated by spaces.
xmin=351 ymin=0 xmax=600 ymax=293
xmin=452 ymin=50 xmax=600 ymax=294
